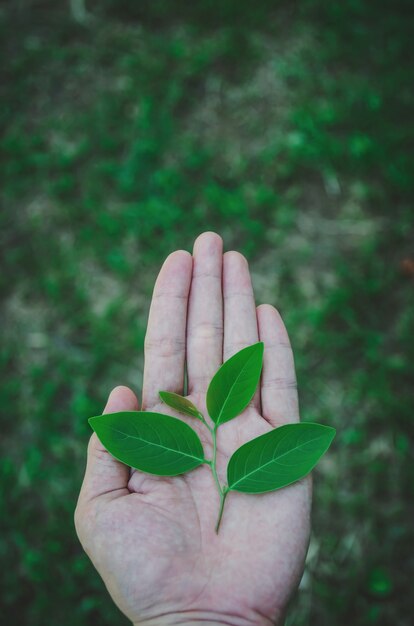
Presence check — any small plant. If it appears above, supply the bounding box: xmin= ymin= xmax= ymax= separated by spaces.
xmin=89 ymin=342 xmax=335 ymax=532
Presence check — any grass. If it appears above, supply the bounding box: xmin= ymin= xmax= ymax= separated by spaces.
xmin=1 ymin=1 xmax=413 ymax=625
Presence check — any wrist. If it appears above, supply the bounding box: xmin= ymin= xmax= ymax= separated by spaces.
xmin=134 ymin=609 xmax=277 ymax=626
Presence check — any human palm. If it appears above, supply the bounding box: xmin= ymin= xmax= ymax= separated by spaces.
xmin=75 ymin=232 xmax=311 ymax=626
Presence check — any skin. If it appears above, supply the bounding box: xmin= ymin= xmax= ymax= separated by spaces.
xmin=75 ymin=232 xmax=312 ymax=626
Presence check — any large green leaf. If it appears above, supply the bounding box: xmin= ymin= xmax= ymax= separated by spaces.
xmin=89 ymin=411 xmax=205 ymax=476
xmin=227 ymin=422 xmax=336 ymax=493
xmin=206 ymin=342 xmax=264 ymax=426
xmin=159 ymin=391 xmax=202 ymax=421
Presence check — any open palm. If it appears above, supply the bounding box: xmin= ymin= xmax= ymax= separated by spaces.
xmin=75 ymin=232 xmax=311 ymax=626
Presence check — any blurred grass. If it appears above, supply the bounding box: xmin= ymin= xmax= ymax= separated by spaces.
xmin=1 ymin=1 xmax=413 ymax=625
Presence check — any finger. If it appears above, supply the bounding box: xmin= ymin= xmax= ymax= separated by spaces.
xmin=78 ymin=386 xmax=139 ymax=503
xmin=223 ymin=251 xmax=260 ymax=411
xmin=187 ymin=232 xmax=223 ymax=394
xmin=257 ymin=304 xmax=299 ymax=426
xmin=142 ymin=250 xmax=192 ymax=409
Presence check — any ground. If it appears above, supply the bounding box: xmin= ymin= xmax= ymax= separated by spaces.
xmin=1 ymin=2 xmax=413 ymax=625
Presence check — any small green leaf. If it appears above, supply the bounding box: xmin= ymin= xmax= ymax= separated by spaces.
xmin=227 ymin=423 xmax=335 ymax=493
xmin=207 ymin=342 xmax=264 ymax=427
xmin=89 ymin=411 xmax=205 ymax=476
xmin=159 ymin=391 xmax=202 ymax=421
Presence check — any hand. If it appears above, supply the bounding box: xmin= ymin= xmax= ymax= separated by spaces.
xmin=75 ymin=232 xmax=311 ymax=626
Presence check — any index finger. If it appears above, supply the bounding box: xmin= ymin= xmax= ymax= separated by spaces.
xmin=142 ymin=250 xmax=193 ymax=409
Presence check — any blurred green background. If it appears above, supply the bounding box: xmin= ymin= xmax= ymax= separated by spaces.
xmin=1 ymin=1 xmax=413 ymax=624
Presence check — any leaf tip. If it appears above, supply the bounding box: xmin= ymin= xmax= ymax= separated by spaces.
xmin=88 ymin=415 xmax=98 ymax=431
xmin=249 ymin=341 xmax=264 ymax=357
xmin=326 ymin=424 xmax=337 ymax=441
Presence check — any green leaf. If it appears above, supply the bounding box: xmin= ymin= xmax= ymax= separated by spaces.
xmin=159 ymin=391 xmax=202 ymax=421
xmin=206 ymin=342 xmax=264 ymax=427
xmin=89 ymin=411 xmax=205 ymax=476
xmin=227 ymin=422 xmax=336 ymax=493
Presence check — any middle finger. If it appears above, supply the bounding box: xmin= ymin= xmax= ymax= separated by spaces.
xmin=186 ymin=232 xmax=224 ymax=395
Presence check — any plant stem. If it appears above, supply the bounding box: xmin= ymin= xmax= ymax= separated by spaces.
xmin=211 ymin=425 xmax=221 ymax=493
xmin=211 ymin=425 xmax=230 ymax=533
xmin=198 ymin=413 xmax=228 ymax=533
xmin=197 ymin=412 xmax=213 ymax=433
xmin=215 ymin=487 xmax=228 ymax=534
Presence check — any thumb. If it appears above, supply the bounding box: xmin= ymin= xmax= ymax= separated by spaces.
xmin=78 ymin=385 xmax=139 ymax=503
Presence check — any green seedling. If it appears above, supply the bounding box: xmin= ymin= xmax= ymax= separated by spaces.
xmin=89 ymin=342 xmax=335 ymax=532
